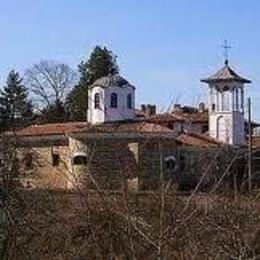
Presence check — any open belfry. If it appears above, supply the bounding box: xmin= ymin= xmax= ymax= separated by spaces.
xmin=201 ymin=59 xmax=251 ymax=146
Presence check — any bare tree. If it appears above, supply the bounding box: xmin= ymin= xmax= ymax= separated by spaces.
xmin=25 ymin=60 xmax=77 ymax=108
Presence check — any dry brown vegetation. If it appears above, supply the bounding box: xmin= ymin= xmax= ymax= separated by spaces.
xmin=4 ymin=188 xmax=260 ymax=260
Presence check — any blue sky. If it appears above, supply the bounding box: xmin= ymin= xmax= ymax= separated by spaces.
xmin=0 ymin=0 xmax=259 ymax=119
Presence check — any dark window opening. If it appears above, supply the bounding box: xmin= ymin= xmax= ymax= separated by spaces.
xmin=202 ymin=125 xmax=208 ymax=133
xmin=179 ymin=154 xmax=186 ymax=171
xmin=94 ymin=93 xmax=101 ymax=109
xmin=223 ymin=86 xmax=229 ymax=92
xmin=110 ymin=93 xmax=118 ymax=108
xmin=23 ymin=153 xmax=33 ymax=169
xmin=165 ymin=159 xmax=176 ymax=170
xmin=0 ymin=159 xmax=4 ymax=167
xmin=212 ymin=103 xmax=216 ymax=111
xmin=127 ymin=93 xmax=132 ymax=109
xmin=164 ymin=156 xmax=177 ymax=171
xmin=73 ymin=155 xmax=87 ymax=165
xmin=52 ymin=154 xmax=60 ymax=166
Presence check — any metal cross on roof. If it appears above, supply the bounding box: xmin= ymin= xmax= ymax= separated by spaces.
xmin=222 ymin=40 xmax=232 ymax=65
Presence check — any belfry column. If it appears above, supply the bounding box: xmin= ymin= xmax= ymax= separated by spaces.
xmin=230 ymin=90 xmax=233 ymax=111
xmin=241 ymin=87 xmax=244 ymax=114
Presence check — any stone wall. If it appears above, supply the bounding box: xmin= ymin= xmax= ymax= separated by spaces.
xmin=17 ymin=136 xmax=225 ymax=192
xmin=18 ymin=143 xmax=69 ymax=190
xmin=68 ymin=137 xmax=188 ymax=191
xmin=69 ymin=137 xmax=139 ymax=190
xmin=138 ymin=140 xmax=179 ymax=190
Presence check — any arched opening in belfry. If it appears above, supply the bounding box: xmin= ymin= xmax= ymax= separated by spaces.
xmin=217 ymin=116 xmax=229 ymax=143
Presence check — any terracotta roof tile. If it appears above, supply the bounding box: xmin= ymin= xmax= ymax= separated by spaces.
xmin=78 ymin=121 xmax=174 ymax=134
xmin=176 ymin=131 xmax=221 ymax=147
xmin=9 ymin=121 xmax=225 ymax=148
xmin=11 ymin=122 xmax=89 ymax=137
xmin=146 ymin=111 xmax=208 ymax=124
xmin=10 ymin=121 xmax=173 ymax=137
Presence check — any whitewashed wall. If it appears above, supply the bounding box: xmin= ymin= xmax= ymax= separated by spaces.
xmin=208 ymin=82 xmax=246 ymax=146
xmin=87 ymin=86 xmax=105 ymax=124
xmin=88 ymin=84 xmax=135 ymax=124
xmin=104 ymin=85 xmax=135 ymax=122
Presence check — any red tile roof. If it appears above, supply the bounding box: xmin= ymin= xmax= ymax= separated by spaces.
xmin=11 ymin=122 xmax=88 ymax=137
xmin=146 ymin=111 xmax=208 ymax=124
xmin=10 ymin=121 xmax=173 ymax=137
xmin=81 ymin=121 xmax=173 ymax=134
xmin=147 ymin=111 xmax=259 ymax=129
xmin=176 ymin=131 xmax=221 ymax=147
xmin=8 ymin=121 xmax=225 ymax=148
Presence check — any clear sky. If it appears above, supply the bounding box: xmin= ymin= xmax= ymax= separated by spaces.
xmin=0 ymin=0 xmax=259 ymax=119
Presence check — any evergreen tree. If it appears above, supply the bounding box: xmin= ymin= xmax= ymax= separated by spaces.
xmin=66 ymin=46 xmax=119 ymax=121
xmin=0 ymin=70 xmax=33 ymax=131
xmin=38 ymin=100 xmax=67 ymax=124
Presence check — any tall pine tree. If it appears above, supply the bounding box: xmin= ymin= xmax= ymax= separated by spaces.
xmin=66 ymin=46 xmax=119 ymax=121
xmin=0 ymin=70 xmax=33 ymax=131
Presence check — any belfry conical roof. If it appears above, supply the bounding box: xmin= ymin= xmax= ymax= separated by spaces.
xmin=201 ymin=60 xmax=251 ymax=84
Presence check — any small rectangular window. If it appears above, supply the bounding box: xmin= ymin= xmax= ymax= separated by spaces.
xmin=24 ymin=153 xmax=33 ymax=169
xmin=0 ymin=158 xmax=4 ymax=167
xmin=52 ymin=154 xmax=60 ymax=166
xmin=179 ymin=154 xmax=186 ymax=171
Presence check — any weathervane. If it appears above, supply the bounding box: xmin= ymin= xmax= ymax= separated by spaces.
xmin=222 ymin=40 xmax=232 ymax=65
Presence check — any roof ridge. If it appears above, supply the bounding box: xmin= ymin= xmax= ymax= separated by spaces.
xmin=180 ymin=130 xmax=222 ymax=145
xmin=201 ymin=63 xmax=251 ymax=84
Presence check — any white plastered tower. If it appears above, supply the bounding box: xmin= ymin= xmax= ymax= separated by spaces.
xmin=201 ymin=60 xmax=251 ymax=146
xmin=87 ymin=74 xmax=136 ymax=124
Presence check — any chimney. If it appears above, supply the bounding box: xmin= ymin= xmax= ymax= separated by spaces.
xmin=198 ymin=102 xmax=205 ymax=113
xmin=150 ymin=105 xmax=156 ymax=115
xmin=140 ymin=104 xmax=157 ymax=117
xmin=141 ymin=104 xmax=146 ymax=113
xmin=173 ymin=104 xmax=182 ymax=112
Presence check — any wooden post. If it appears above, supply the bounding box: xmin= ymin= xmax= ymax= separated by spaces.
xmin=248 ymin=98 xmax=252 ymax=192
xmin=158 ymin=141 xmax=164 ymax=260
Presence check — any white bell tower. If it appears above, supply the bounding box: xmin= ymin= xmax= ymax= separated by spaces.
xmin=201 ymin=60 xmax=251 ymax=146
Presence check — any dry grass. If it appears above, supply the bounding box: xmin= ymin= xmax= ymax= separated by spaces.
xmin=6 ymin=188 xmax=260 ymax=260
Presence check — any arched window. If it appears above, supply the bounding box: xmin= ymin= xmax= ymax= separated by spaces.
xmin=110 ymin=93 xmax=118 ymax=108
xmin=127 ymin=94 xmax=132 ymax=109
xmin=164 ymin=156 xmax=177 ymax=171
xmin=94 ymin=93 xmax=100 ymax=109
